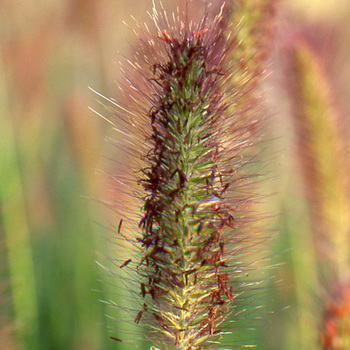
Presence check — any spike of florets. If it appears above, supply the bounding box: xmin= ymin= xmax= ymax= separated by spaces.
xmin=103 ymin=3 xmax=264 ymax=350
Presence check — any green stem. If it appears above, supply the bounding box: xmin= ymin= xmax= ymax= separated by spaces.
xmin=0 ymin=60 xmax=39 ymax=349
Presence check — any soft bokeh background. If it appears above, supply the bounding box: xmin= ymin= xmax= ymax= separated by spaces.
xmin=1 ymin=0 xmax=350 ymax=349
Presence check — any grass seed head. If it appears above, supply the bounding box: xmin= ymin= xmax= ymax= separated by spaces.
xmin=101 ymin=2 xmax=266 ymax=349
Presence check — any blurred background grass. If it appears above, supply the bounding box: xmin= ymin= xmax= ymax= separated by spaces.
xmin=1 ymin=0 xmax=350 ymax=349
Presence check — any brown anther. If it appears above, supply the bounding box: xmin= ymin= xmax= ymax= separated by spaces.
xmin=134 ymin=310 xmax=143 ymax=324
xmin=117 ymin=219 xmax=123 ymax=234
xmin=141 ymin=282 xmax=146 ymax=298
xmin=153 ymin=313 xmax=169 ymax=330
xmin=120 ymin=258 xmax=132 ymax=268
xmin=149 ymin=287 xmax=158 ymax=303
xmin=110 ymin=337 xmax=123 ymax=342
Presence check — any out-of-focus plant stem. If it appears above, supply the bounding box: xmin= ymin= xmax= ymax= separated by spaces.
xmin=287 ymin=38 xmax=350 ymax=350
xmin=0 ymin=62 xmax=39 ymax=350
